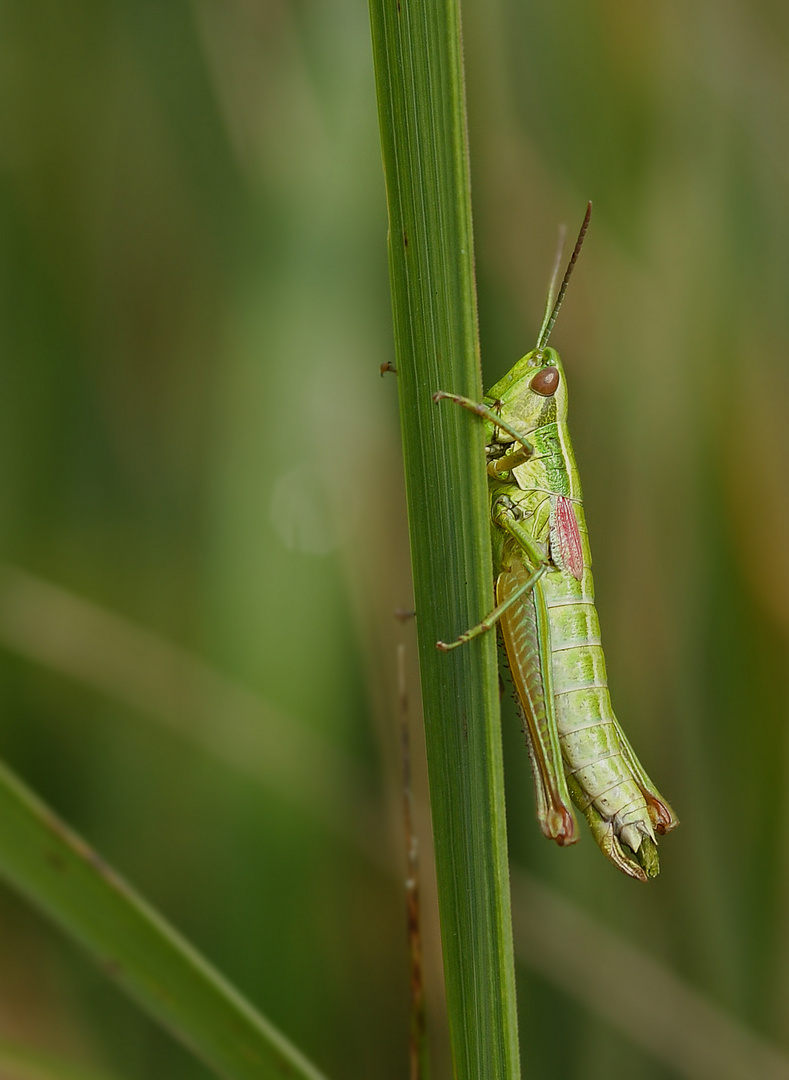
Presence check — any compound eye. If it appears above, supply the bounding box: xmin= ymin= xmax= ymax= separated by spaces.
xmin=530 ymin=366 xmax=559 ymax=396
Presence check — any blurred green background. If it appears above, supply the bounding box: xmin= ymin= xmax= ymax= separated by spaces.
xmin=1 ymin=0 xmax=788 ymax=1078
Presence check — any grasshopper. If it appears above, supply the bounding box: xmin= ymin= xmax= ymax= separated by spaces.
xmin=434 ymin=204 xmax=677 ymax=880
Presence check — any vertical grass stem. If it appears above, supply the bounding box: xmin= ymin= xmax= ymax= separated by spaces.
xmin=367 ymin=0 xmax=522 ymax=1075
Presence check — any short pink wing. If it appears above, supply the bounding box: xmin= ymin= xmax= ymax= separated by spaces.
xmin=553 ymin=496 xmax=584 ymax=581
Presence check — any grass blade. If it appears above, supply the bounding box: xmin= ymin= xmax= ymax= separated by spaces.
xmin=0 ymin=759 xmax=326 ymax=1080
xmin=367 ymin=0 xmax=521 ymax=1076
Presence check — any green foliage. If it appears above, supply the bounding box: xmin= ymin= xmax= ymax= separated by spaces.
xmin=0 ymin=0 xmax=789 ymax=1078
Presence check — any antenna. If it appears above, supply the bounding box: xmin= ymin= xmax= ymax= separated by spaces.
xmin=536 ymin=200 xmax=592 ymax=354
xmin=536 ymin=223 xmax=567 ymax=347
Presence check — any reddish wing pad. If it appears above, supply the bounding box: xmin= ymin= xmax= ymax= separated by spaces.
xmin=552 ymin=496 xmax=584 ymax=581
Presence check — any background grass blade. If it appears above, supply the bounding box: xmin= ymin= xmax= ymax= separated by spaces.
xmin=510 ymin=871 xmax=789 ymax=1080
xmin=367 ymin=0 xmax=521 ymax=1076
xmin=0 ymin=759 xmax=327 ymax=1080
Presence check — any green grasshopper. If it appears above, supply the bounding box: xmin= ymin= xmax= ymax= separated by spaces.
xmin=434 ymin=204 xmax=678 ymax=880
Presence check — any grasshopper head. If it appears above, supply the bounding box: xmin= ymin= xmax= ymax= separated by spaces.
xmin=484 ymin=202 xmax=591 ymax=444
xmin=485 ymin=346 xmax=568 ymax=440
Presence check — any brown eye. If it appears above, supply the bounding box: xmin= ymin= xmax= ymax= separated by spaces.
xmin=530 ymin=366 xmax=559 ymax=396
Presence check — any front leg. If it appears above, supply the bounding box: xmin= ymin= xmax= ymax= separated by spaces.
xmin=487 ymin=446 xmax=532 ymax=479
xmin=433 ymin=391 xmax=535 ymax=456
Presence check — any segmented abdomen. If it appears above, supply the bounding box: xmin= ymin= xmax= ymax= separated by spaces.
xmin=545 ymin=510 xmax=653 ymax=846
